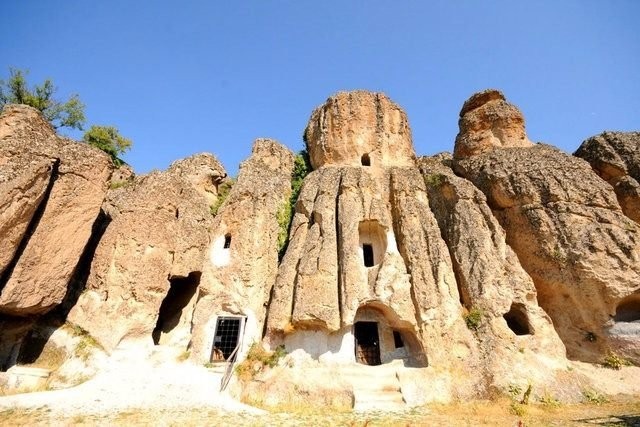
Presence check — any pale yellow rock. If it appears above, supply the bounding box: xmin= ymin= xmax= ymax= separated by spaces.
xmin=0 ymin=105 xmax=113 ymax=316
xmin=453 ymin=89 xmax=533 ymax=159
xmin=304 ymin=91 xmax=416 ymax=169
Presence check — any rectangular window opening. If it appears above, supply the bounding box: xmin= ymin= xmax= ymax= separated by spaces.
xmin=393 ymin=330 xmax=404 ymax=348
xmin=363 ymin=244 xmax=374 ymax=267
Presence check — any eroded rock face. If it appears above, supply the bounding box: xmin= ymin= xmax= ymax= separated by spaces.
xmin=68 ymin=153 xmax=226 ymax=352
xmin=0 ymin=105 xmax=113 ymax=316
xmin=453 ymin=92 xmax=640 ymax=363
xmin=190 ymin=139 xmax=294 ymax=363
xmin=575 ymin=131 xmax=640 ymax=223
xmin=453 ymin=89 xmax=532 ymax=160
xmin=304 ymin=91 xmax=416 ymax=169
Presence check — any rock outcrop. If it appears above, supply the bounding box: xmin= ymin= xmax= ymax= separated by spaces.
xmin=68 ymin=153 xmax=226 ymax=352
xmin=190 ymin=139 xmax=294 ymax=362
xmin=454 ymin=93 xmax=640 ymax=363
xmin=1 ymin=90 xmax=639 ymax=406
xmin=0 ymin=105 xmax=113 ymax=316
xmin=575 ymin=131 xmax=640 ymax=224
xmin=304 ymin=91 xmax=416 ymax=169
xmin=453 ymin=89 xmax=532 ymax=159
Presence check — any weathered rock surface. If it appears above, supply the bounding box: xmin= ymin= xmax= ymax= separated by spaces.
xmin=421 ymin=154 xmax=563 ymax=347
xmin=190 ymin=139 xmax=294 ymax=362
xmin=575 ymin=131 xmax=640 ymax=223
xmin=268 ymin=92 xmax=472 ymax=370
xmin=68 ymin=153 xmax=226 ymax=352
xmin=453 ymin=89 xmax=532 ymax=160
xmin=304 ymin=91 xmax=416 ymax=169
xmin=0 ymin=105 xmax=113 ymax=316
xmin=454 ymin=92 xmax=640 ymax=363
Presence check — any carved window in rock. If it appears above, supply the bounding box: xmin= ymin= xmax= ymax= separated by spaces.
xmin=223 ymin=234 xmax=231 ymax=249
xmin=363 ymin=244 xmax=374 ymax=267
xmin=361 ymin=153 xmax=371 ymax=166
xmin=358 ymin=220 xmax=387 ymax=268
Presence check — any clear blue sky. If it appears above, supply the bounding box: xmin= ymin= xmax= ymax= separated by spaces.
xmin=2 ymin=1 xmax=638 ymax=175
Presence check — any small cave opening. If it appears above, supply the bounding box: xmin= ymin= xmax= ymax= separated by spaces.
xmin=503 ymin=303 xmax=532 ymax=336
xmin=152 ymin=272 xmax=201 ymax=345
xmin=223 ymin=234 xmax=232 ymax=249
xmin=361 ymin=153 xmax=371 ymax=167
xmin=614 ymin=295 xmax=640 ymax=322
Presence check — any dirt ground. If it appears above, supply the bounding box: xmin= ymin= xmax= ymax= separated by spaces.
xmin=1 ymin=397 xmax=639 ymax=427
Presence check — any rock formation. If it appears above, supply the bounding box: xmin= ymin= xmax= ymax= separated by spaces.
xmin=453 ymin=89 xmax=532 ymax=159
xmin=453 ymin=92 xmax=640 ymax=364
xmin=0 ymin=105 xmax=112 ymax=316
xmin=575 ymin=131 xmax=640 ymax=224
xmin=304 ymin=91 xmax=416 ymax=169
xmin=0 ymin=89 xmax=639 ymax=407
xmin=190 ymin=139 xmax=294 ymax=362
xmin=68 ymin=153 xmax=226 ymax=352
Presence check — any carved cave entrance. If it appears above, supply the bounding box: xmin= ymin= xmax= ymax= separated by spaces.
xmin=354 ymin=321 xmax=381 ymax=366
xmin=210 ymin=316 xmax=245 ymax=362
xmin=615 ymin=295 xmax=640 ymax=323
xmin=152 ymin=272 xmax=200 ymax=345
xmin=503 ymin=303 xmax=532 ymax=336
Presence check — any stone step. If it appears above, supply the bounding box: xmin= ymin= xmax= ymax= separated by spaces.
xmin=353 ymin=390 xmax=406 ymax=411
xmin=343 ymin=375 xmax=400 ymax=392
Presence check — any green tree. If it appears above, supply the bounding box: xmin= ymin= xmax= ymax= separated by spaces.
xmin=0 ymin=68 xmax=85 ymax=130
xmin=83 ymin=125 xmax=132 ymax=166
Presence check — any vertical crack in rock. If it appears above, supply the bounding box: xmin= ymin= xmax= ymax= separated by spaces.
xmin=335 ymin=172 xmax=344 ymax=325
xmin=0 ymin=159 xmax=60 ymax=297
xmin=46 ymin=209 xmax=112 ymax=323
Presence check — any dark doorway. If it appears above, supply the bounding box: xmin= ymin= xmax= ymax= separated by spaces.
xmin=354 ymin=321 xmax=381 ymax=366
xmin=361 ymin=153 xmax=371 ymax=166
xmin=615 ymin=297 xmax=640 ymax=322
xmin=152 ymin=272 xmax=200 ymax=345
xmin=223 ymin=234 xmax=232 ymax=249
xmin=211 ymin=317 xmax=242 ymax=361
xmin=363 ymin=244 xmax=374 ymax=267
xmin=503 ymin=304 xmax=532 ymax=336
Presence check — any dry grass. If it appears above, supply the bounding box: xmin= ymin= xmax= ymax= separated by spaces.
xmin=0 ymin=398 xmax=638 ymax=426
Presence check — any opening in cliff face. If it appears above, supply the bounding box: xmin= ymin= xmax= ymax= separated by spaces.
xmin=354 ymin=304 xmax=427 ymax=367
xmin=354 ymin=321 xmax=381 ymax=365
xmin=358 ymin=220 xmax=387 ymax=268
xmin=361 ymin=153 xmax=371 ymax=166
xmin=152 ymin=272 xmax=200 ymax=345
xmin=615 ymin=295 xmax=640 ymax=322
xmin=210 ymin=316 xmax=245 ymax=362
xmin=503 ymin=303 xmax=532 ymax=336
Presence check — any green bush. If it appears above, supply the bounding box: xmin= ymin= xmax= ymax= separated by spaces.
xmin=277 ymin=150 xmax=311 ymax=258
xmin=582 ymin=389 xmax=608 ymax=405
xmin=210 ymin=178 xmax=235 ymax=216
xmin=235 ymin=343 xmax=288 ymax=381
xmin=464 ymin=308 xmax=483 ymax=331
xmin=83 ymin=125 xmax=132 ymax=166
xmin=602 ymin=351 xmax=629 ymax=370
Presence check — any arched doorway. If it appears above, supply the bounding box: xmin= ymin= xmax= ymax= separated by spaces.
xmin=353 ymin=304 xmax=427 ymax=367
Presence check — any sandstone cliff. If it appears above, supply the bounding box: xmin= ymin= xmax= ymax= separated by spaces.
xmin=575 ymin=131 xmax=640 ymax=224
xmin=0 ymin=90 xmax=639 ymax=407
xmin=0 ymin=105 xmax=112 ymax=316
xmin=68 ymin=153 xmax=226 ymax=352
xmin=453 ymin=91 xmax=640 ymax=364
